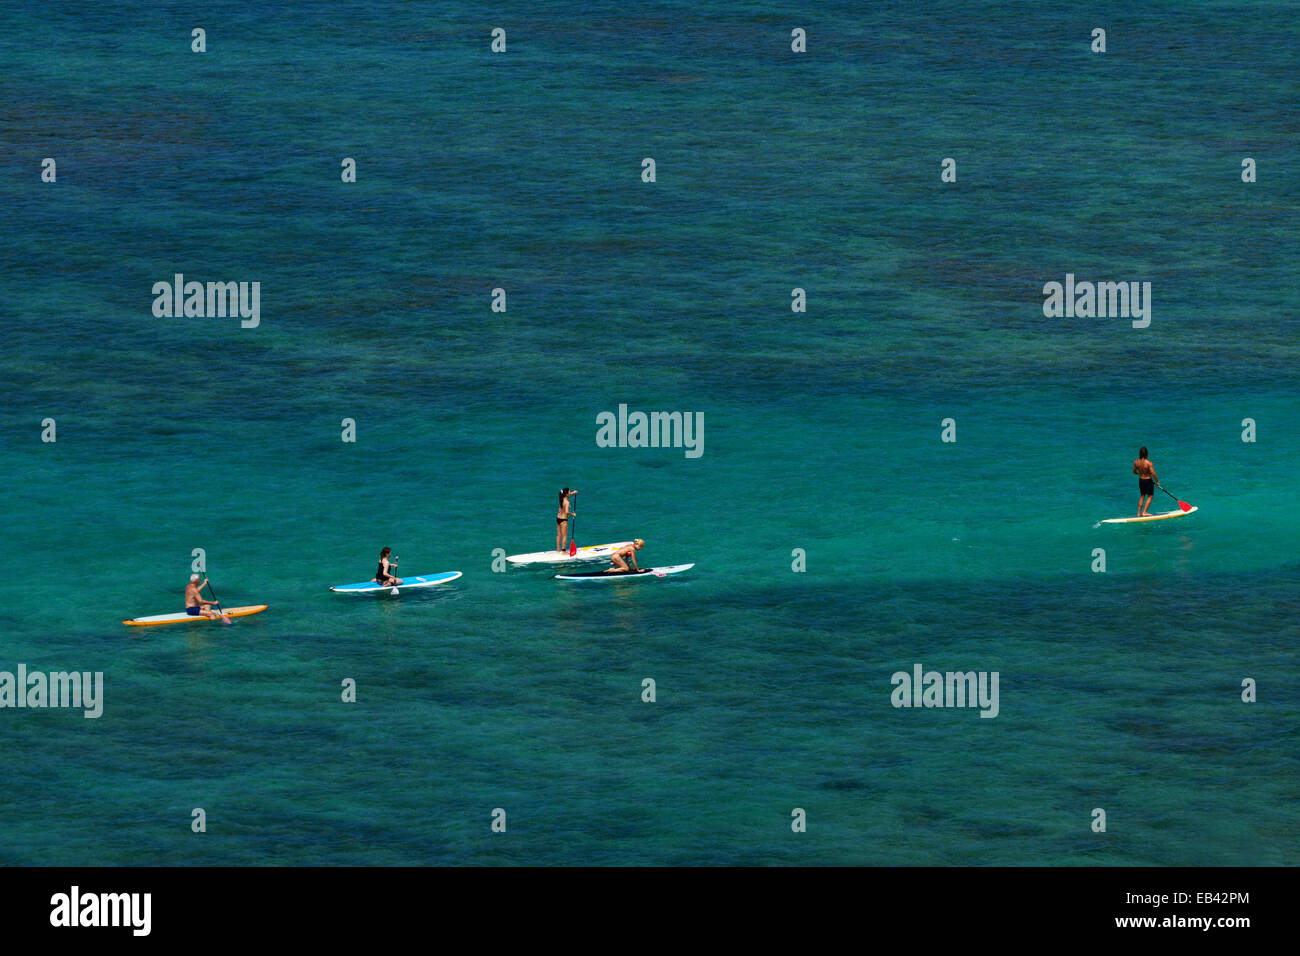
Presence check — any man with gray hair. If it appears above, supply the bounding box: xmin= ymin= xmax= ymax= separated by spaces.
xmin=185 ymin=574 xmax=229 ymax=623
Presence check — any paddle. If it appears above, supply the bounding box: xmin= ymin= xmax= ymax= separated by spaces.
xmin=204 ymin=579 xmax=232 ymax=625
xmin=1156 ymin=484 xmax=1193 ymax=512
xmin=568 ymin=510 xmax=578 ymax=557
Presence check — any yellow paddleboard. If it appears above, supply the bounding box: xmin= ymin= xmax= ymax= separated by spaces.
xmin=1100 ymin=506 xmax=1198 ymax=524
xmin=123 ymin=605 xmax=268 ymax=626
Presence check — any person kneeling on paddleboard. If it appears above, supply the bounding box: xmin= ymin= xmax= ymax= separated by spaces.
xmin=1132 ymin=446 xmax=1158 ymax=517
xmin=185 ymin=574 xmax=229 ymax=622
xmin=607 ymin=539 xmax=644 ymax=573
xmin=374 ymin=547 xmax=403 ymax=586
xmin=556 ymin=487 xmax=577 ymax=552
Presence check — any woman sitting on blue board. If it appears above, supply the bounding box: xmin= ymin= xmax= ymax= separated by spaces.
xmin=374 ymin=547 xmax=402 ymax=587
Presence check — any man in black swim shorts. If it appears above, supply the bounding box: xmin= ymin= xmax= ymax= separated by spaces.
xmin=1132 ymin=446 xmax=1158 ymax=517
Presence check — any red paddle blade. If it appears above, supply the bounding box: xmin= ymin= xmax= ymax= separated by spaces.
xmin=1179 ymin=500 xmax=1192 ymax=511
xmin=569 ymin=538 xmax=578 ymax=556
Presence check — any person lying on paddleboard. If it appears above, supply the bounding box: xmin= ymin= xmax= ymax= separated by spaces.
xmin=556 ymin=487 xmax=577 ymax=552
xmin=185 ymin=574 xmax=229 ymax=622
xmin=1133 ymin=446 xmax=1159 ymax=517
xmin=607 ymin=539 xmax=644 ymax=572
xmin=374 ymin=547 xmax=403 ymax=586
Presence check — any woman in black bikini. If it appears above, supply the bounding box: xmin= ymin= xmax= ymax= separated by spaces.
xmin=374 ymin=547 xmax=402 ymax=586
xmin=555 ymin=487 xmax=576 ymax=552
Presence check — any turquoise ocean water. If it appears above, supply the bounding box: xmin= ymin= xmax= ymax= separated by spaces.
xmin=1 ymin=2 xmax=1297 ymax=864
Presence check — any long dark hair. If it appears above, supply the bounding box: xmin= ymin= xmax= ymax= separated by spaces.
xmin=1139 ymin=447 xmax=1148 ymax=459
xmin=380 ymin=547 xmax=391 ymax=559
xmin=558 ymin=487 xmax=571 ymax=506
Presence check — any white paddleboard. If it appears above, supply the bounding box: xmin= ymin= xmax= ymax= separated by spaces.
xmin=555 ymin=563 xmax=694 ymax=581
xmin=506 ymin=542 xmax=633 ymax=565
xmin=330 ymin=571 xmax=463 ymax=593
xmin=1100 ymin=506 xmax=1198 ymax=524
